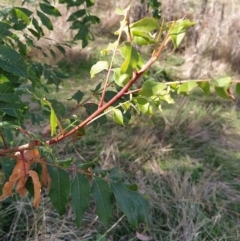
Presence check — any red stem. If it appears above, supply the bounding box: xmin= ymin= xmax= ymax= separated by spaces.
xmin=20 ymin=150 xmax=27 ymax=177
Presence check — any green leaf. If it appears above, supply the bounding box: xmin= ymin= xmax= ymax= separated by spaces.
xmin=177 ymin=81 xmax=198 ymax=94
xmin=92 ymin=177 xmax=113 ymax=227
xmin=48 ymin=166 xmax=70 ymax=216
xmin=32 ymin=17 xmax=44 ymax=37
xmin=236 ymin=83 xmax=240 ymax=97
xmin=139 ymin=79 xmax=167 ymax=97
xmin=0 ymin=45 xmax=28 ymax=77
xmin=90 ymin=61 xmax=108 ymax=78
xmin=135 ymin=97 xmax=153 ymax=115
xmin=111 ymin=182 xmax=150 ymax=228
xmin=0 ymin=22 xmax=12 ymax=39
xmin=13 ymin=8 xmax=31 ymax=24
xmin=198 ymin=81 xmax=210 ymax=95
xmin=169 ymin=20 xmax=195 ymax=49
xmin=50 ymin=49 xmax=56 ymax=59
xmin=0 ymin=102 xmax=26 ymax=118
xmin=14 ymin=7 xmax=32 ymax=17
xmin=28 ymin=28 xmax=40 ymax=39
xmin=0 ymin=93 xmax=20 ymax=103
xmin=120 ymin=42 xmax=139 ymax=75
xmin=50 ymin=106 xmax=58 ymax=136
xmin=109 ymin=167 xmax=124 ymax=182
xmin=130 ymin=17 xmax=159 ymax=33
xmin=37 ymin=10 xmax=53 ymax=30
xmin=1 ymin=158 xmax=14 ymax=181
xmin=132 ymin=34 xmax=155 ymax=46
xmin=71 ymin=173 xmax=90 ymax=227
xmin=57 ymin=158 xmax=73 ymax=168
xmin=113 ymin=68 xmax=130 ymax=87
xmin=70 ymin=90 xmax=84 ymax=104
xmin=211 ymin=76 xmax=232 ymax=87
xmin=113 ymin=108 xmax=124 ymax=125
xmin=56 ymin=45 xmax=66 ymax=55
xmin=214 ymin=86 xmax=231 ymax=99
xmin=39 ymin=3 xmax=61 ymax=17
xmin=67 ymin=9 xmax=86 ymax=21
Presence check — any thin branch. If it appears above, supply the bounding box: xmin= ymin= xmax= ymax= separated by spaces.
xmin=2 ymin=23 xmax=235 ymax=156
xmin=98 ymin=15 xmax=128 ymax=109
xmin=124 ymin=88 xmax=141 ymax=95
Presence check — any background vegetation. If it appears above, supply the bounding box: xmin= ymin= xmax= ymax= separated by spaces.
xmin=0 ymin=0 xmax=240 ymax=240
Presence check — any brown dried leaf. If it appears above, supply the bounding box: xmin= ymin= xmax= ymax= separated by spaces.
xmin=15 ymin=149 xmax=40 ymax=165
xmin=28 ymin=170 xmax=41 ymax=208
xmin=0 ymin=161 xmax=28 ymax=201
xmin=16 ymin=176 xmax=28 ymax=197
xmin=41 ymin=163 xmax=48 ymax=186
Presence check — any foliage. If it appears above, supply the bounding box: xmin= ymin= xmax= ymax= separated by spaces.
xmin=0 ymin=0 xmax=237 ymax=231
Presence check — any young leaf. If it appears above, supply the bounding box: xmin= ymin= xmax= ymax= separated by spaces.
xmin=37 ymin=10 xmax=53 ymax=30
xmin=139 ymin=80 xmax=167 ymax=97
xmin=50 ymin=106 xmax=58 ymax=136
xmin=71 ymin=173 xmax=90 ymax=227
xmin=90 ymin=61 xmax=109 ymax=78
xmin=169 ymin=20 xmax=195 ymax=49
xmin=211 ymin=76 xmax=232 ymax=87
xmin=48 ymin=166 xmax=70 ymax=216
xmin=214 ymin=86 xmax=232 ymax=100
xmin=39 ymin=3 xmax=61 ymax=17
xmin=177 ymin=81 xmax=198 ymax=94
xmin=130 ymin=17 xmax=159 ymax=33
xmin=13 ymin=8 xmax=31 ymax=25
xmin=113 ymin=68 xmax=130 ymax=87
xmin=113 ymin=108 xmax=124 ymax=125
xmin=120 ymin=42 xmax=139 ymax=75
xmin=92 ymin=177 xmax=113 ymax=227
xmin=0 ymin=45 xmax=28 ymax=77
xmin=135 ymin=97 xmax=153 ymax=115
xmin=198 ymin=81 xmax=210 ymax=95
